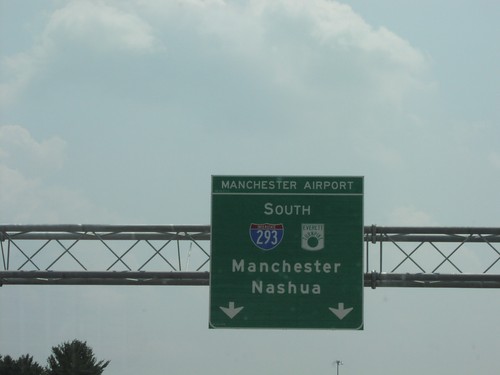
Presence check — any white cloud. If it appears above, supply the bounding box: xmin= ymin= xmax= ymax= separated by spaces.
xmin=0 ymin=125 xmax=66 ymax=174
xmin=196 ymin=0 xmax=429 ymax=100
xmin=110 ymin=0 xmax=433 ymax=158
xmin=0 ymin=125 xmax=117 ymax=223
xmin=1 ymin=0 xmax=430 ymax=107
xmin=284 ymin=0 xmax=425 ymax=67
xmin=0 ymin=47 xmax=48 ymax=107
xmin=45 ymin=1 xmax=158 ymax=53
xmin=1 ymin=0 xmax=435 ymax=178
xmin=0 ymin=164 xmax=39 ymax=214
xmin=389 ymin=205 xmax=437 ymax=226
xmin=0 ymin=0 xmax=159 ymax=106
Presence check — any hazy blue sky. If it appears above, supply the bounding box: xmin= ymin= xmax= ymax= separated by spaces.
xmin=1 ymin=1 xmax=499 ymax=374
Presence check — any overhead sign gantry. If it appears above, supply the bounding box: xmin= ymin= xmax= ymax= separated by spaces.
xmin=1 ymin=225 xmax=499 ymax=288
xmin=209 ymin=176 xmax=364 ymax=329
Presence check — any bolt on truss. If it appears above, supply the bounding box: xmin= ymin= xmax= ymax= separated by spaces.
xmin=1 ymin=225 xmax=500 ymax=287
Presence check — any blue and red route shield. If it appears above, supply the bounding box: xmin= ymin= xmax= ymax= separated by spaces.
xmin=249 ymin=223 xmax=284 ymax=251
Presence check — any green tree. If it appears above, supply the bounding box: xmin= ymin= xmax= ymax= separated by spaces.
xmin=46 ymin=340 xmax=110 ymax=375
xmin=16 ymin=355 xmax=45 ymax=375
xmin=0 ymin=355 xmax=17 ymax=375
xmin=0 ymin=354 xmax=45 ymax=375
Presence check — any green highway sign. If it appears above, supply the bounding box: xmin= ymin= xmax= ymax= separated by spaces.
xmin=209 ymin=176 xmax=364 ymax=329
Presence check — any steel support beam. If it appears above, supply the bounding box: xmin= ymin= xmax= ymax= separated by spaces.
xmin=366 ymin=272 xmax=500 ymax=289
xmin=2 ymin=271 xmax=500 ymax=288
xmin=0 ymin=271 xmax=209 ymax=286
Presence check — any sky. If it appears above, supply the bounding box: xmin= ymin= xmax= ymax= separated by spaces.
xmin=0 ymin=0 xmax=499 ymax=374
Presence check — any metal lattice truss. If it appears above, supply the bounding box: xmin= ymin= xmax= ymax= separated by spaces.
xmin=1 ymin=225 xmax=500 ymax=288
xmin=364 ymin=226 xmax=500 ymax=288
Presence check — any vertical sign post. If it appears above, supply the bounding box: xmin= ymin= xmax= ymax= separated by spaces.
xmin=209 ymin=176 xmax=363 ymax=329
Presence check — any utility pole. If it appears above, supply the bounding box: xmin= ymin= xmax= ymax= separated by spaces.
xmin=334 ymin=360 xmax=343 ymax=375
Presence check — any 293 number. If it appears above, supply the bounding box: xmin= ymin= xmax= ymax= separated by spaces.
xmin=255 ymin=229 xmax=279 ymax=246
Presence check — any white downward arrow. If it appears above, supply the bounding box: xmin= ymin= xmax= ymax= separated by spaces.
xmin=329 ymin=303 xmax=354 ymax=320
xmin=220 ymin=302 xmax=244 ymax=319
